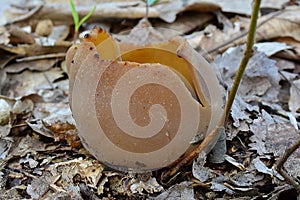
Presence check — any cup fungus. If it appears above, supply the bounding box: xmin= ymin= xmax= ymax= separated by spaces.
xmin=66 ymin=19 xmax=224 ymax=172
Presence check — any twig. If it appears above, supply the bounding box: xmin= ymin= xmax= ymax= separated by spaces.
xmin=276 ymin=139 xmax=300 ymax=194
xmin=16 ymin=53 xmax=66 ymax=62
xmin=161 ymin=0 xmax=261 ymax=182
xmin=161 ymin=121 xmax=225 ymax=181
xmin=224 ymin=0 xmax=261 ymax=121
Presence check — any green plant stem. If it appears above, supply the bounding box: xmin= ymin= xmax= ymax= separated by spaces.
xmin=161 ymin=0 xmax=262 ymax=182
xmin=224 ymin=0 xmax=261 ymax=121
xmin=73 ymin=31 xmax=78 ymax=44
xmin=69 ymin=0 xmax=96 ymax=43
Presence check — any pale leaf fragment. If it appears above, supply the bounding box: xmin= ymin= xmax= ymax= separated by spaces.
xmin=254 ymin=42 xmax=292 ymax=57
xmin=130 ymin=177 xmax=163 ymax=194
xmin=0 ymin=27 xmax=9 ymax=45
xmin=289 ymin=79 xmax=300 ymax=113
xmin=153 ymin=181 xmax=195 ymax=200
xmin=252 ymin=157 xmax=284 ymax=180
xmin=249 ymin=110 xmax=274 ymax=156
xmin=224 ymin=155 xmax=245 ymax=170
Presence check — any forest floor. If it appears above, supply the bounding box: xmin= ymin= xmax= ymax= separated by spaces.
xmin=0 ymin=0 xmax=299 ymax=199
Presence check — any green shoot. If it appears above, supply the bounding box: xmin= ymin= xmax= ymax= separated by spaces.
xmin=161 ymin=0 xmax=262 ymax=181
xmin=69 ymin=0 xmax=96 ymax=43
xmin=142 ymin=0 xmax=160 ymax=6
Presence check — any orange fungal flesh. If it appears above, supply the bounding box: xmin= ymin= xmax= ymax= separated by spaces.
xmin=81 ymin=27 xmax=119 ymax=60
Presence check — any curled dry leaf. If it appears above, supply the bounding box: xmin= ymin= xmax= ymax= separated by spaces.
xmin=8 ymin=25 xmax=35 ymax=45
xmin=66 ymin=19 xmax=224 ymax=172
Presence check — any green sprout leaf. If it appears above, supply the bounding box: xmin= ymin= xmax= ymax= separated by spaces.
xmin=69 ymin=0 xmax=79 ymax=28
xmin=142 ymin=0 xmax=160 ymax=6
xmin=69 ymin=0 xmax=96 ymax=32
xmin=77 ymin=6 xmax=96 ymax=31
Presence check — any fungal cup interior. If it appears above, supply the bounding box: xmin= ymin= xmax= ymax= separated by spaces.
xmin=66 ymin=23 xmax=225 ymax=172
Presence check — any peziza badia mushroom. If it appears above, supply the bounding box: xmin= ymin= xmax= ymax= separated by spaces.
xmin=65 ymin=19 xmax=224 ymax=172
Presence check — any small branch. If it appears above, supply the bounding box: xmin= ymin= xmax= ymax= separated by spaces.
xmin=73 ymin=31 xmax=78 ymax=44
xmin=162 ymin=121 xmax=225 ymax=181
xmin=224 ymin=0 xmax=261 ymax=121
xmin=162 ymin=0 xmax=262 ymax=182
xmin=16 ymin=53 xmax=66 ymax=62
xmin=276 ymin=139 xmax=300 ymax=194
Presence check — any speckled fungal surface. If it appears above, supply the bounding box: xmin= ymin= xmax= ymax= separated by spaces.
xmin=66 ymin=22 xmax=224 ymax=172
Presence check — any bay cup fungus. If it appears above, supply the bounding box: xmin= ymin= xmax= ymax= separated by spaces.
xmin=66 ymin=19 xmax=224 ymax=172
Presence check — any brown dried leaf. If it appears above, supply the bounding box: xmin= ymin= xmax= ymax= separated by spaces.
xmin=8 ymin=25 xmax=35 ymax=45
xmin=2 ymin=68 xmax=64 ymax=97
xmin=9 ymin=134 xmax=46 ymax=157
xmin=0 ymin=50 xmax=19 ymax=70
xmin=0 ymin=42 xmax=71 ymax=56
xmin=1 ymin=1 xmax=42 ymax=25
xmin=191 ymin=6 xmax=300 ymax=55
xmin=27 ymin=120 xmax=54 ymax=138
xmin=48 ymin=158 xmax=104 ymax=190
xmin=256 ymin=6 xmax=300 ymax=42
xmin=3 ymin=0 xmax=283 ymax=25
xmin=53 ymin=130 xmax=78 ymax=147
xmin=274 ymin=37 xmax=300 ymax=60
xmin=5 ymin=59 xmax=57 ymax=73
